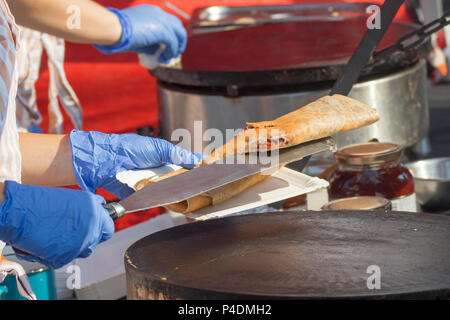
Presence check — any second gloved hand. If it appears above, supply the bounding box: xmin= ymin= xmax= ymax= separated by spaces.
xmin=70 ymin=130 xmax=204 ymax=199
xmin=0 ymin=181 xmax=114 ymax=269
xmin=94 ymin=5 xmax=187 ymax=64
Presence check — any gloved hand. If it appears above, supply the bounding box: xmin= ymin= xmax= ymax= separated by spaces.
xmin=94 ymin=5 xmax=187 ymax=63
xmin=70 ymin=130 xmax=204 ymax=199
xmin=0 ymin=181 xmax=114 ymax=269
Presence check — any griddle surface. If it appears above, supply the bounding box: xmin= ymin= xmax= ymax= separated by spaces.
xmin=126 ymin=211 xmax=450 ymax=299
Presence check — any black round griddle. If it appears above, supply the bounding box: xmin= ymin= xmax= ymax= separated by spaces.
xmin=151 ymin=19 xmax=430 ymax=91
xmin=125 ymin=211 xmax=450 ymax=299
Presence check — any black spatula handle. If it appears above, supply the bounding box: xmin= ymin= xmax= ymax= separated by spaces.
xmin=330 ymin=0 xmax=405 ymax=96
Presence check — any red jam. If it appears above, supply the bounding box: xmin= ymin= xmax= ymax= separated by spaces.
xmin=329 ymin=163 xmax=414 ymax=199
xmin=328 ymin=142 xmax=415 ymax=201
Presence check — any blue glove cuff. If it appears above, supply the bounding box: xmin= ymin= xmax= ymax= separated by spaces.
xmin=69 ymin=130 xmax=99 ymax=193
xmin=69 ymin=130 xmax=135 ymax=198
xmin=93 ymin=7 xmax=133 ymax=54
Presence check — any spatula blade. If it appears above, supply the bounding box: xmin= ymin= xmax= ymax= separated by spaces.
xmin=117 ymin=137 xmax=335 ymax=214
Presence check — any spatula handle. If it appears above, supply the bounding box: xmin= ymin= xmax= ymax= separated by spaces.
xmin=103 ymin=202 xmax=126 ymax=221
xmin=11 ymin=203 xmax=126 ymax=258
xmin=330 ymin=0 xmax=404 ymax=96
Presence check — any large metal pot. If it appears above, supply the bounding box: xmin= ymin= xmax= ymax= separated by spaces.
xmin=151 ymin=7 xmax=430 ymax=152
xmin=158 ymin=59 xmax=428 ymax=150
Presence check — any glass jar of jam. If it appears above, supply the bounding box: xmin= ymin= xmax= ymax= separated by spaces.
xmin=328 ymin=142 xmax=417 ymax=212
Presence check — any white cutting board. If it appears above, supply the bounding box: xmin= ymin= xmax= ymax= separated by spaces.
xmin=116 ymin=165 xmax=329 ymax=221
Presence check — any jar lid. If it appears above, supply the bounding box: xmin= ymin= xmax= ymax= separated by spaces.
xmin=334 ymin=142 xmax=402 ymax=166
xmin=322 ymin=196 xmax=392 ymax=211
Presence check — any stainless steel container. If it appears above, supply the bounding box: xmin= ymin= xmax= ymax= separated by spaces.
xmin=158 ymin=60 xmax=428 ymax=150
xmin=406 ymin=157 xmax=450 ymax=212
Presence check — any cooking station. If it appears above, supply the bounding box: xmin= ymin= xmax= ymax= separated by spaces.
xmin=3 ymin=1 xmax=449 ymax=303
xmin=119 ymin=2 xmax=450 ymax=300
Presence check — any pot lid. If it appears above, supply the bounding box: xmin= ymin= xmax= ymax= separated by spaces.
xmin=181 ymin=19 xmax=415 ymax=72
xmin=151 ymin=19 xmax=428 ymax=91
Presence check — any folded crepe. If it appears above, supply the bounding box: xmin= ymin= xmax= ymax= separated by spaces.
xmin=135 ymin=94 xmax=379 ymax=214
xmin=205 ymin=94 xmax=379 ymax=163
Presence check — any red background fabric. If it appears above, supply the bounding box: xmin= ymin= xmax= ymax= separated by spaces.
xmin=34 ymin=0 xmax=411 ymax=231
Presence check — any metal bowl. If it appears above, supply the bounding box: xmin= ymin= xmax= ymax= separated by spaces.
xmin=406 ymin=157 xmax=450 ymax=212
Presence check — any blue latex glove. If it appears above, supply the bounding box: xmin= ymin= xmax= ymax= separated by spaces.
xmin=94 ymin=5 xmax=187 ymax=63
xmin=70 ymin=130 xmax=204 ymax=199
xmin=0 ymin=181 xmax=114 ymax=269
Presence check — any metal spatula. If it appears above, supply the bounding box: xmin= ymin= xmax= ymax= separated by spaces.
xmin=105 ymin=137 xmax=335 ymax=220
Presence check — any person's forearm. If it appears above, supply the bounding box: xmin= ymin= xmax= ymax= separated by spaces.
xmin=19 ymin=133 xmax=77 ymax=187
xmin=7 ymin=0 xmax=122 ymax=45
